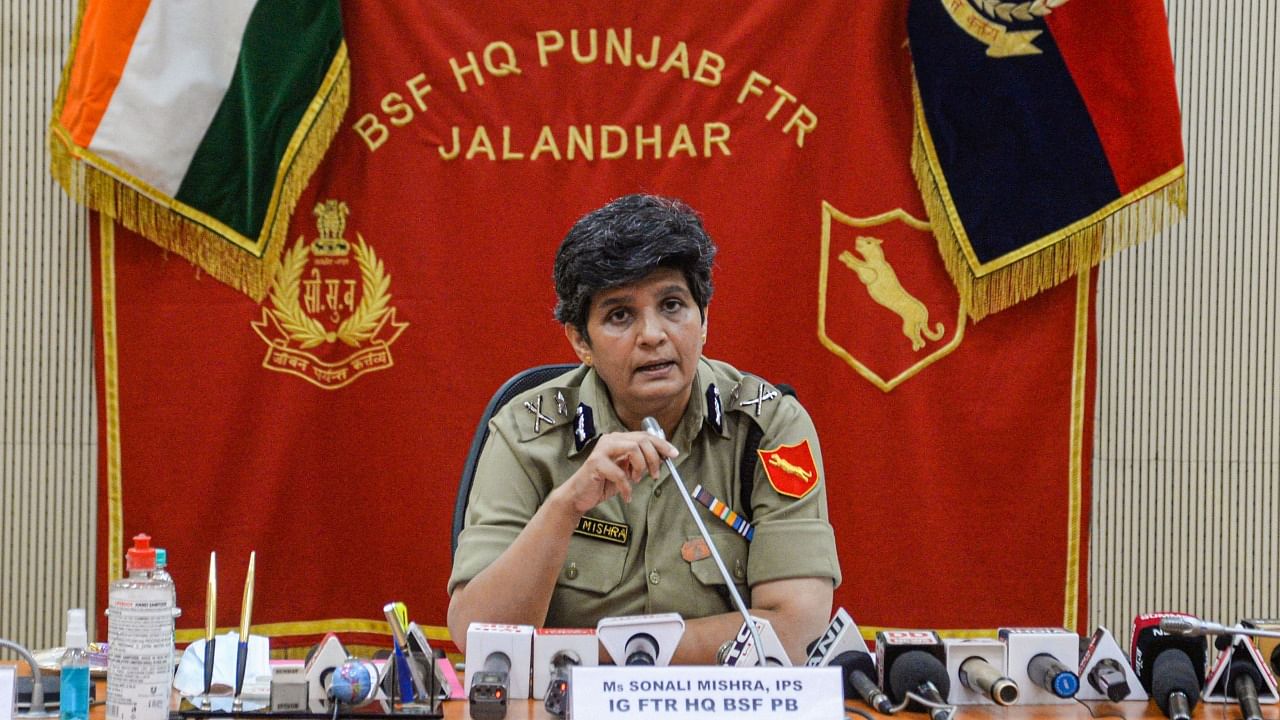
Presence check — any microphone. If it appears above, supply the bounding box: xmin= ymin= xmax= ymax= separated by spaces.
xmin=543 ymin=651 xmax=579 ymax=717
xmin=805 ymin=609 xmax=890 ymax=712
xmin=1130 ymin=613 xmax=1208 ymax=696
xmin=1229 ymin=658 xmax=1265 ymax=720
xmin=719 ymin=616 xmax=792 ymax=667
xmin=1027 ymin=653 xmax=1079 ymax=698
xmin=464 ymin=622 xmax=533 ymax=715
xmin=596 ymin=613 xmax=685 ymax=667
xmin=1086 ymin=658 xmax=1132 ymax=701
xmin=959 ymin=656 xmax=1019 ymax=705
xmin=1151 ymin=650 xmax=1201 ymax=720
xmin=641 ymin=416 xmax=764 ymax=663
xmin=468 ymin=652 xmax=511 ymax=720
xmin=887 ymin=651 xmax=953 ymax=720
xmin=1161 ymin=616 xmax=1280 ymax=640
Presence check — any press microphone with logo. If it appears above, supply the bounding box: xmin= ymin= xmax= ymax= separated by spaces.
xmin=1130 ymin=613 xmax=1208 ymax=699
xmin=642 ymin=416 xmax=765 ymax=664
xmin=596 ymin=613 xmax=685 ymax=667
xmin=465 ymin=623 xmax=534 ymax=720
xmin=878 ymin=631 xmax=952 ymax=720
xmin=805 ymin=608 xmax=891 ymax=713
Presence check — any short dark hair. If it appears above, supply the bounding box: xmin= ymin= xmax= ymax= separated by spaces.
xmin=553 ymin=194 xmax=716 ymax=338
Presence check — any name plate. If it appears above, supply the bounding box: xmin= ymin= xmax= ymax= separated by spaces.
xmin=0 ymin=665 xmax=14 ymax=720
xmin=568 ymin=665 xmax=843 ymax=720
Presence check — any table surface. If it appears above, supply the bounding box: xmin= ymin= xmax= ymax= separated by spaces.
xmin=5 ymin=664 xmax=1269 ymax=720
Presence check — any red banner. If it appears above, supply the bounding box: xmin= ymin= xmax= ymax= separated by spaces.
xmin=94 ymin=1 xmax=1092 ymax=651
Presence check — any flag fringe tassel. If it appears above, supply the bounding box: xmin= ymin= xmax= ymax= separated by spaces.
xmin=910 ymin=118 xmax=1186 ymax=322
xmin=47 ymin=54 xmax=350 ymax=303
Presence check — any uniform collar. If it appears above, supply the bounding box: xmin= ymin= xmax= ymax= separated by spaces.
xmin=570 ymin=359 xmax=727 ymax=457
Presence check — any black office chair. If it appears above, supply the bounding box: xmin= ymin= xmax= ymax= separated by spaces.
xmin=451 ymin=363 xmax=578 ymax=559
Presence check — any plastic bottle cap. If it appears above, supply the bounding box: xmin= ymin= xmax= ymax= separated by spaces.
xmin=126 ymin=533 xmax=157 ymax=572
xmin=156 ymin=548 xmax=168 ymax=567
xmin=65 ymin=608 xmax=88 ymax=649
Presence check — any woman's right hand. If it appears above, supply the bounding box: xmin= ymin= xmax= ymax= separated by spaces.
xmin=552 ymin=431 xmax=679 ymax=516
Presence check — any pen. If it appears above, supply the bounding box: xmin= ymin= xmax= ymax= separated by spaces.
xmin=383 ymin=601 xmax=417 ymax=704
xmin=233 ymin=551 xmax=255 ymax=705
xmin=203 ymin=551 xmax=217 ymax=698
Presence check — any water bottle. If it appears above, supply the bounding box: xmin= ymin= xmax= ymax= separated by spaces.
xmin=152 ymin=548 xmax=178 ymax=609
xmin=59 ymin=608 xmax=91 ymax=720
xmin=106 ymin=534 xmax=175 ymax=720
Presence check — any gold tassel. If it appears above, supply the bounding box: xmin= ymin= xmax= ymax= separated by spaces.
xmin=909 ymin=79 xmax=1186 ymax=321
xmin=46 ymin=44 xmax=350 ymax=303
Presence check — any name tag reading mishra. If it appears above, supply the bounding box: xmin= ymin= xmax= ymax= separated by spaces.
xmin=568 ymin=665 xmax=843 ymax=720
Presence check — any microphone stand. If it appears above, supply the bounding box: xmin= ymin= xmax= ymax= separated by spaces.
xmin=642 ymin=417 xmax=766 ymax=665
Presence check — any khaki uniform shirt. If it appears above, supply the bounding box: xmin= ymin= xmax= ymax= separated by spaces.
xmin=449 ymin=358 xmax=841 ymax=628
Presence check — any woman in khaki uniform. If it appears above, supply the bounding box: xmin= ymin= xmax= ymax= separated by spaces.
xmin=448 ymin=194 xmax=840 ymax=664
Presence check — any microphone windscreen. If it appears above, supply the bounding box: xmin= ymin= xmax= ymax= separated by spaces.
xmin=832 ymin=651 xmax=877 ymax=680
xmin=1152 ymin=650 xmax=1201 ymax=715
xmin=887 ymin=650 xmax=951 ymax=706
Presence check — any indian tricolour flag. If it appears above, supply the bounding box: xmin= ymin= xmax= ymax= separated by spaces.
xmin=49 ymin=0 xmax=348 ymax=301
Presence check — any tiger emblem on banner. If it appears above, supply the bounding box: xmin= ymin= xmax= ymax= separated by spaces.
xmin=251 ymin=199 xmax=408 ymax=389
xmin=817 ymin=202 xmax=965 ymax=392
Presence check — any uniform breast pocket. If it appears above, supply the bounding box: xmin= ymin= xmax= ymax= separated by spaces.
xmin=688 ymin=531 xmax=749 ymax=589
xmin=558 ymin=534 xmax=628 ymax=595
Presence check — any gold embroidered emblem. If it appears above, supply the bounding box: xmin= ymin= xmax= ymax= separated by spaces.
xmin=938 ymin=0 xmax=1070 ymax=58
xmin=818 ymin=203 xmax=966 ymax=392
xmin=767 ymin=454 xmax=814 ymax=484
xmin=839 ymin=236 xmax=944 ymax=351
xmin=251 ymin=200 xmax=408 ymax=389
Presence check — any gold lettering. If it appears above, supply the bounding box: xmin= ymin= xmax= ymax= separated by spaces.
xmin=635 ymin=35 xmax=661 ymax=69
xmin=450 ymin=51 xmax=484 ymax=92
xmin=353 ymin=114 xmax=388 ymax=152
xmin=693 ymin=50 xmax=724 ymax=87
xmin=605 ymin=27 xmax=632 ymax=65
xmin=530 ymin=126 xmax=562 ymax=161
xmin=439 ymin=126 xmax=461 ymax=160
xmin=342 ymin=279 xmax=356 ymax=312
xmin=737 ymin=71 xmax=771 ymax=104
xmin=501 ymin=127 xmax=525 ymax=160
xmin=466 ymin=126 xmax=496 ymax=160
xmin=406 ymin=73 xmax=432 ymax=111
xmin=570 ymin=29 xmax=598 ymax=63
xmin=782 ymin=105 xmax=817 ymax=148
xmin=600 ymin=125 xmax=627 ymax=159
xmin=303 ymin=268 xmax=323 ymax=313
xmin=667 ymin=123 xmax=695 ymax=158
xmin=766 ymin=85 xmax=797 ymax=121
xmin=635 ymin=125 xmax=661 ymax=159
xmin=380 ymin=92 xmax=413 ymax=127
xmin=484 ymin=41 xmax=521 ymax=76
xmin=567 ymin=125 xmax=593 ymax=161
xmin=536 ymin=30 xmax=564 ymax=66
xmin=659 ymin=41 xmax=690 ymax=78
xmin=704 ymin=122 xmax=731 ymax=156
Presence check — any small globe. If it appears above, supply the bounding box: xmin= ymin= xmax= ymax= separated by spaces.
xmin=328 ymin=659 xmax=373 ymax=704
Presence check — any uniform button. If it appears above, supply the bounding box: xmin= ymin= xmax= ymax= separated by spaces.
xmin=653 ymin=486 xmax=662 ymax=497
xmin=648 ymin=570 xmax=661 ymax=585
xmin=565 ymin=562 xmax=578 ymax=580
xmin=734 ymin=559 xmax=745 ymax=580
